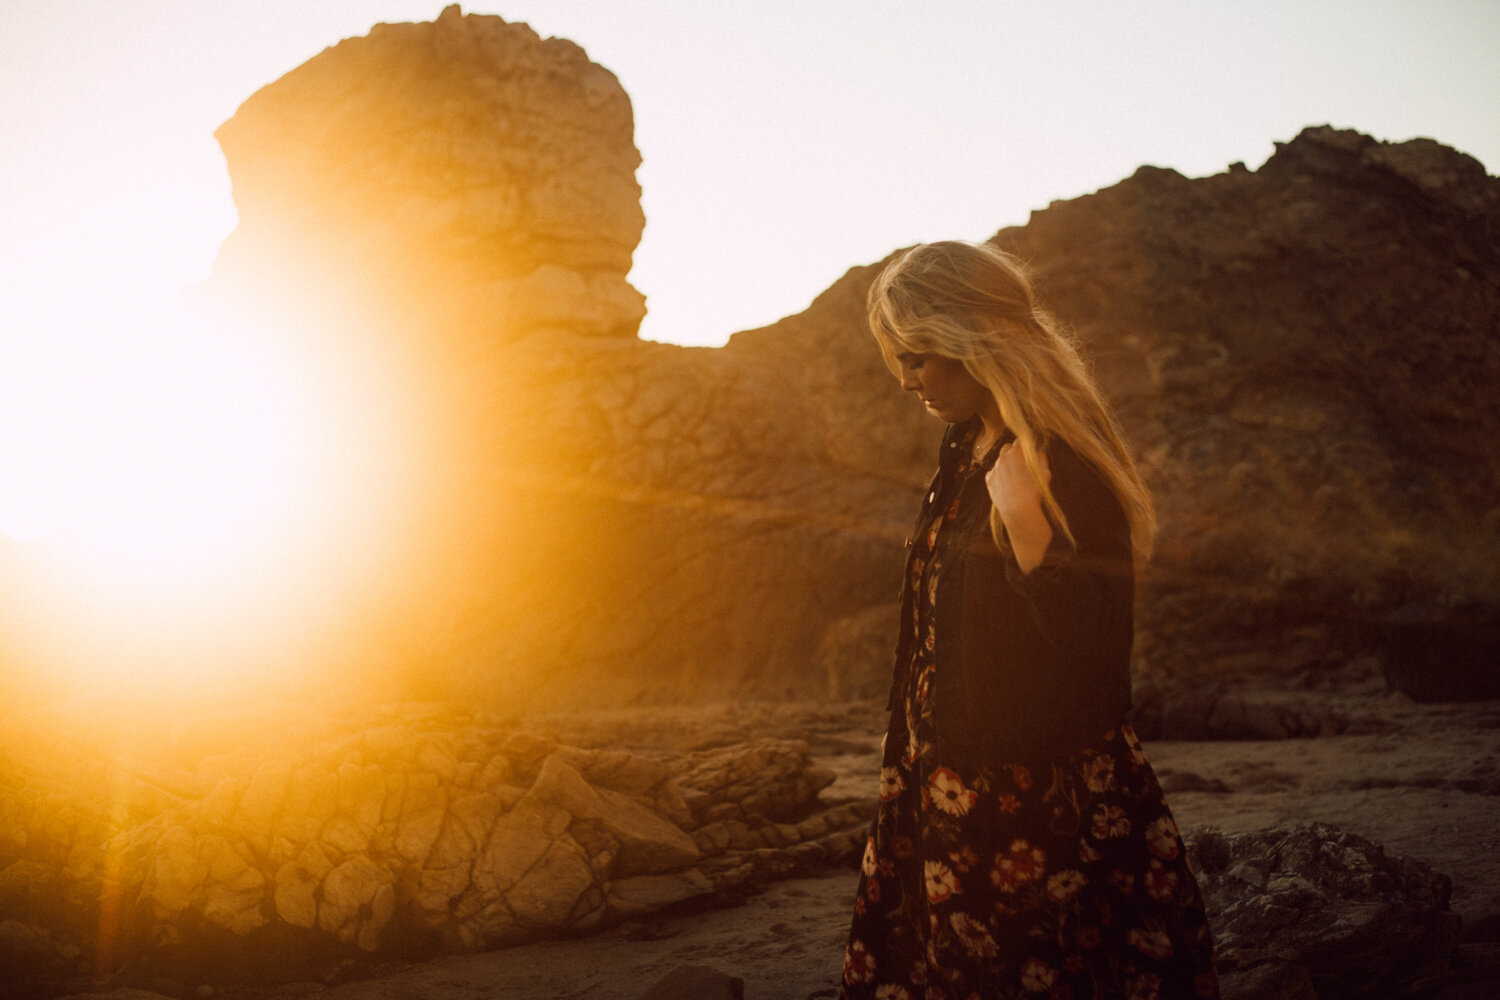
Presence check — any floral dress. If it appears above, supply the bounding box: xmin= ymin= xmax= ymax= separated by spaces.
xmin=841 ymin=432 xmax=1218 ymax=1000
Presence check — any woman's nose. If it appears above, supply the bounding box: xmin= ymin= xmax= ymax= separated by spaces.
xmin=900 ymin=368 xmax=920 ymax=391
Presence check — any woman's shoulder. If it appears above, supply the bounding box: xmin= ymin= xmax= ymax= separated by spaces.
xmin=1045 ymin=436 xmax=1130 ymax=548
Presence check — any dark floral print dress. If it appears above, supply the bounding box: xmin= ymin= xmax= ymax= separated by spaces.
xmin=841 ymin=430 xmax=1218 ymax=1000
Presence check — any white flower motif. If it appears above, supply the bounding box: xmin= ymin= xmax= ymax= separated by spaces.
xmin=924 ymin=859 xmax=960 ymax=903
xmin=928 ymin=766 xmax=977 ymax=817
xmin=948 ymin=912 xmax=998 ymax=958
xmin=878 ymin=766 xmax=906 ymax=802
xmin=1046 ymin=868 xmax=1088 ymax=902
xmin=1019 ymin=957 xmax=1057 ymax=992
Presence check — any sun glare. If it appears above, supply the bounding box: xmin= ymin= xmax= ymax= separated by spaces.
xmin=0 ymin=232 xmax=422 ymax=700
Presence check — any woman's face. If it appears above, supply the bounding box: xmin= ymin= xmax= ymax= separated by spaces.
xmin=895 ymin=352 xmax=993 ymax=423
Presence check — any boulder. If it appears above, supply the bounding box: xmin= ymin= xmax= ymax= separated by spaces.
xmin=213 ymin=3 xmax=644 ymax=345
xmin=1188 ymin=823 xmax=1461 ymax=999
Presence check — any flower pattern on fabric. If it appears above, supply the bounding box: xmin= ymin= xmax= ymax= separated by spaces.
xmin=840 ymin=426 xmax=1218 ymax=1000
xmin=929 ymin=767 xmax=978 ymax=817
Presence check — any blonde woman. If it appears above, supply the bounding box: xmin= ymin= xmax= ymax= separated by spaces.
xmin=840 ymin=242 xmax=1217 ymax=999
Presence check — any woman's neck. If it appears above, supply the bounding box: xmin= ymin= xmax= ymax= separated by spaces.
xmin=971 ymin=400 xmax=1006 ymax=456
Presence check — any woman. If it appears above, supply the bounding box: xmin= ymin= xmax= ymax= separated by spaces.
xmin=840 ymin=242 xmax=1217 ymax=1000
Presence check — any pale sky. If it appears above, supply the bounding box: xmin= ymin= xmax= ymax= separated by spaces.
xmin=2 ymin=0 xmax=1497 ymax=349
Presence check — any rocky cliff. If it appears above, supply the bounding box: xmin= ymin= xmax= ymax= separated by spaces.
xmin=202 ymin=6 xmax=917 ymax=713
xmin=203 ymin=8 xmax=1498 ymax=726
xmin=734 ymin=126 xmax=1500 ymax=733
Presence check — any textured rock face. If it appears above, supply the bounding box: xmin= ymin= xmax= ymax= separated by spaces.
xmin=731 ymin=126 xmax=1500 ymax=727
xmin=201 ymin=7 xmax=913 ymax=712
xmin=989 ymin=128 xmax=1500 ymax=733
xmin=3 ymin=710 xmax=1466 ymax=998
xmin=0 ymin=710 xmax=864 ymax=986
xmin=213 ymin=4 xmax=645 ymax=344
xmin=206 ymin=8 xmax=1499 ymax=722
xmin=1187 ymin=824 xmax=1461 ymax=999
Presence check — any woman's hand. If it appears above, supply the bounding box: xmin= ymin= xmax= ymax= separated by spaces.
xmin=986 ymin=443 xmax=1054 ymax=573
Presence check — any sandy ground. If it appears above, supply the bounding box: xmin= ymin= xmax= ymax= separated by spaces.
xmin=182 ymin=693 xmax=1500 ymax=1000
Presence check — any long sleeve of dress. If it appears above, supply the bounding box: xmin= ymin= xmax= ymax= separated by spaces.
xmin=1001 ymin=444 xmax=1135 ymax=684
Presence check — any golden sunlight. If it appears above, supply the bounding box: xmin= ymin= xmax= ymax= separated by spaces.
xmin=0 ymin=253 xmax=422 ymax=700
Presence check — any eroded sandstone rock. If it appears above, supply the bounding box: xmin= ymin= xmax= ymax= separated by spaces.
xmin=0 ymin=709 xmax=867 ymax=986
xmin=213 ymin=3 xmax=644 ymax=345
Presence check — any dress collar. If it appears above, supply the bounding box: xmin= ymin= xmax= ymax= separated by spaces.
xmin=949 ymin=416 xmax=1013 ymax=472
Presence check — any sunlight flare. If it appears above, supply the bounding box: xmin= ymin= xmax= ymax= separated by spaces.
xmin=0 ymin=261 xmax=425 ymax=697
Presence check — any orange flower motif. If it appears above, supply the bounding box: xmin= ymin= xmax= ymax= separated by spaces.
xmin=990 ymin=839 xmax=1046 ymax=893
xmin=998 ymin=793 xmax=1021 ymax=815
xmin=1012 ymin=764 xmax=1034 ymax=791
xmin=844 ymin=939 xmax=877 ymax=984
xmin=1019 ymin=957 xmax=1057 ymax=992
xmin=1091 ymin=804 xmax=1130 ymax=839
xmin=1128 ymin=923 xmax=1175 ymax=961
xmin=1084 ymin=754 xmax=1115 ymax=792
xmin=948 ymin=845 xmax=980 ymax=873
xmin=1126 ymin=972 xmax=1163 ymax=1000
xmin=948 ymin=912 xmax=999 ymax=959
xmin=1145 ymin=859 xmax=1179 ymax=901
xmin=1008 ymin=839 xmax=1046 ymax=878
xmin=1146 ymin=815 xmax=1182 ymax=860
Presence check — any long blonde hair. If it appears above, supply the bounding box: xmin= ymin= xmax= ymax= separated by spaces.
xmin=868 ymin=240 xmax=1155 ymax=560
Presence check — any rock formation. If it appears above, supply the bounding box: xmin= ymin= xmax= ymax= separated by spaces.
xmin=199 ymin=5 xmax=916 ymax=713
xmin=0 ymin=707 xmax=867 ymax=990
xmin=0 ymin=708 xmax=1470 ymax=997
xmin=213 ymin=3 xmax=645 ymax=345
xmin=1187 ymin=824 xmax=1462 ymax=998
xmin=91 ymin=4 xmax=1500 ymax=725
xmin=2 ymin=8 xmax=1496 ymax=996
xmin=988 ymin=129 xmax=1500 ymax=734
xmin=216 ymin=22 xmax=1500 ymax=718
xmin=730 ymin=126 xmax=1500 ymax=732
xmin=8 ymin=0 xmax=1493 ymax=731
